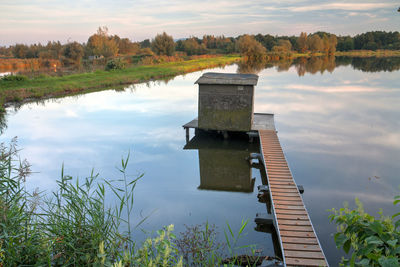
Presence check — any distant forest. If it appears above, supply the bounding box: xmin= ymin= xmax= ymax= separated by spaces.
xmin=0 ymin=29 xmax=399 ymax=66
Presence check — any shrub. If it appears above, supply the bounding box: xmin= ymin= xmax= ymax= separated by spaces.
xmin=329 ymin=197 xmax=400 ymax=266
xmin=0 ymin=74 xmax=28 ymax=82
xmin=105 ymin=58 xmax=127 ymax=71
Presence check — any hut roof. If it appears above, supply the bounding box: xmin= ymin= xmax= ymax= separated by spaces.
xmin=195 ymin=72 xmax=258 ymax=86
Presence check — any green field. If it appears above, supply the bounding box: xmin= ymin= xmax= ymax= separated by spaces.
xmin=0 ymin=55 xmax=240 ymax=109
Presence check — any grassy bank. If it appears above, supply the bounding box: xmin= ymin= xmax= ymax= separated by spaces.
xmin=0 ymin=55 xmax=240 ymax=109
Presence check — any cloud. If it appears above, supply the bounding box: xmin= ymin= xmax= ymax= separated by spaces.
xmin=290 ymin=2 xmax=396 ymax=12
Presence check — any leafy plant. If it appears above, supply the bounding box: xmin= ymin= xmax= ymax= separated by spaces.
xmin=0 ymin=74 xmax=28 ymax=82
xmin=105 ymin=58 xmax=127 ymax=71
xmin=329 ymin=197 xmax=400 ymax=266
xmin=176 ymin=222 xmax=225 ymax=266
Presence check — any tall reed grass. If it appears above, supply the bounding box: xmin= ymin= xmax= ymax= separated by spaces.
xmin=0 ymin=139 xmax=263 ymax=266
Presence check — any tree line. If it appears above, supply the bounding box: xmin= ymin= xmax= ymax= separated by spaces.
xmin=0 ymin=29 xmax=398 ymax=65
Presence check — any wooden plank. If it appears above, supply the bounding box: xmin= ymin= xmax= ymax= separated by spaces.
xmin=269 ymin=177 xmax=293 ymax=180
xmin=272 ymin=189 xmax=299 ymax=193
xmin=278 ymin=225 xmax=314 ymax=232
xmin=282 ymin=243 xmax=322 ymax=252
xmin=275 ymin=209 xmax=308 ymax=215
xmin=284 ymin=250 xmax=325 ymax=259
xmin=278 ymin=219 xmax=311 ymax=226
xmin=286 ymin=257 xmax=328 ymax=266
xmin=273 ymin=197 xmax=302 ymax=202
xmin=276 ymin=214 xmax=309 ymax=220
xmin=271 ymin=190 xmax=298 ymax=194
xmin=274 ymin=200 xmax=304 ymax=206
xmin=280 ymin=231 xmax=316 ymax=238
xmin=276 ymin=204 xmax=306 ymax=210
xmin=281 ymin=237 xmax=319 ymax=245
xmin=269 ymin=181 xmax=295 ymax=185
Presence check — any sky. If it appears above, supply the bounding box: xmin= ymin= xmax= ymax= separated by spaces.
xmin=0 ymin=0 xmax=399 ymax=45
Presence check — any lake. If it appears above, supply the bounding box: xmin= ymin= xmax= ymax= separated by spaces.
xmin=0 ymin=57 xmax=399 ymax=265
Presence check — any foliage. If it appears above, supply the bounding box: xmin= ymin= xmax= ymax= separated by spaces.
xmin=237 ymin=35 xmax=267 ymax=63
xmin=354 ymin=31 xmax=400 ymax=51
xmin=0 ymin=74 xmax=28 ymax=81
xmin=176 ymin=222 xmax=225 ymax=265
xmin=63 ymin=41 xmax=84 ymax=65
xmin=105 ymin=58 xmax=127 ymax=71
xmin=329 ymin=197 xmax=400 ymax=266
xmin=0 ymin=139 xmax=140 ymax=266
xmin=151 ymin=32 xmax=175 ymax=56
xmin=297 ymin=32 xmax=308 ymax=53
xmin=87 ymin=26 xmax=119 ymax=58
xmin=181 ymin=37 xmax=207 ymax=56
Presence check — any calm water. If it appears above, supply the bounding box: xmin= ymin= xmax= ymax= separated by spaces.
xmin=1 ymin=58 xmax=399 ymax=265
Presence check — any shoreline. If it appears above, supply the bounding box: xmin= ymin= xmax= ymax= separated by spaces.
xmin=0 ymin=55 xmax=240 ymax=110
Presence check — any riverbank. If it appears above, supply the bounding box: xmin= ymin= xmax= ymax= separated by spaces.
xmin=0 ymin=55 xmax=240 ymax=109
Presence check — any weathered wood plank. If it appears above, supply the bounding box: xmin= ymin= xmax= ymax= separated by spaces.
xmin=276 ymin=213 xmax=309 ymax=220
xmin=278 ymin=219 xmax=311 ymax=226
xmin=274 ymin=200 xmax=304 ymax=206
xmin=278 ymin=225 xmax=314 ymax=232
xmin=280 ymin=231 xmax=316 ymax=238
xmin=281 ymin=237 xmax=319 ymax=244
xmin=282 ymin=243 xmax=322 ymax=252
xmin=284 ymin=250 xmax=325 ymax=259
xmin=275 ymin=209 xmax=308 ymax=215
xmin=275 ymin=204 xmax=306 ymax=210
xmin=286 ymin=257 xmax=328 ymax=266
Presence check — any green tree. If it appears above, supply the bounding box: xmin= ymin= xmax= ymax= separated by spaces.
xmin=151 ymin=32 xmax=175 ymax=56
xmin=63 ymin=42 xmax=84 ymax=65
xmin=237 ymin=35 xmax=267 ymax=63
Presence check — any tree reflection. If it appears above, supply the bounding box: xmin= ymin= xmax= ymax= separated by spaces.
xmin=236 ymin=60 xmax=268 ymax=74
xmin=265 ymin=56 xmax=400 ymax=76
xmin=0 ymin=111 xmax=8 ymax=135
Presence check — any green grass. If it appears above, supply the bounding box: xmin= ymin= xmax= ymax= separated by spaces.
xmin=0 ymin=139 xmax=267 ymax=266
xmin=0 ymin=55 xmax=240 ymax=109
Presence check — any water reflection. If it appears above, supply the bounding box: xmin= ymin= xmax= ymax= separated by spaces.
xmin=237 ymin=56 xmax=400 ymax=76
xmin=184 ymin=132 xmax=258 ymax=193
xmin=0 ymin=60 xmax=399 ymax=265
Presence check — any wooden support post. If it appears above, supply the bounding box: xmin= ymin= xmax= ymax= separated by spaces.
xmin=185 ymin=127 xmax=189 ymax=143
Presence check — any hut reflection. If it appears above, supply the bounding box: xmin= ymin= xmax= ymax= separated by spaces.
xmin=184 ymin=131 xmax=258 ymax=193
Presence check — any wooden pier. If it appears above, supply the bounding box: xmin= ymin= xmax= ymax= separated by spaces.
xmin=259 ymin=130 xmax=328 ymax=266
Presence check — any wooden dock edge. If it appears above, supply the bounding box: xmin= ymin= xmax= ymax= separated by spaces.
xmin=259 ymin=130 xmax=328 ymax=267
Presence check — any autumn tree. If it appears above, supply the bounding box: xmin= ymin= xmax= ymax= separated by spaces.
xmin=151 ymin=32 xmax=175 ymax=56
xmin=182 ymin=37 xmax=206 ymax=55
xmin=307 ymin=35 xmax=323 ymax=53
xmin=328 ymin=35 xmax=337 ymax=54
xmin=272 ymin=39 xmax=292 ymax=52
xmin=87 ymin=26 xmax=119 ymax=58
xmin=297 ymin=32 xmax=308 ymax=53
xmin=237 ymin=34 xmax=267 ymax=63
xmin=13 ymin=44 xmax=28 ymax=58
xmin=118 ymin=38 xmax=140 ymax=54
